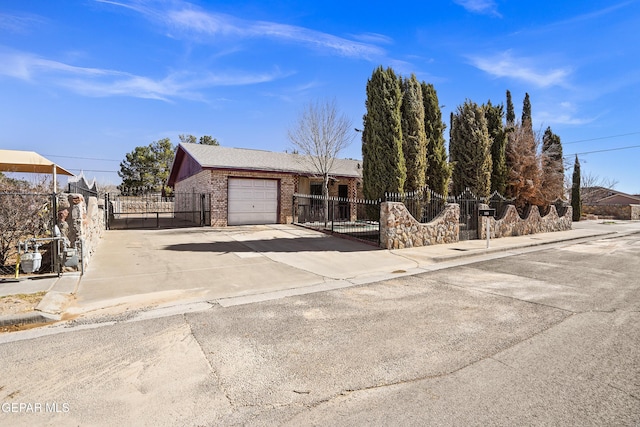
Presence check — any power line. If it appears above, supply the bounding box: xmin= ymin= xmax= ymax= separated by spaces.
xmin=66 ymin=169 xmax=119 ymax=173
xmin=564 ymin=131 xmax=640 ymax=145
xmin=42 ymin=154 xmax=121 ymax=162
xmin=564 ymin=144 xmax=640 ymax=158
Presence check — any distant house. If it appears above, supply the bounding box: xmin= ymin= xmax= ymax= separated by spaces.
xmin=167 ymin=143 xmax=362 ymax=226
xmin=582 ymin=187 xmax=640 ymax=220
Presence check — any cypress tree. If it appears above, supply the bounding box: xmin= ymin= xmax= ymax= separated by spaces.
xmin=400 ymin=74 xmax=427 ymax=192
xmin=571 ymin=155 xmax=581 ymax=221
xmin=541 ymin=126 xmax=565 ymax=202
xmin=449 ymin=99 xmax=492 ymax=198
xmin=506 ymin=90 xmax=515 ymax=126
xmin=422 ymin=82 xmax=451 ymax=198
xmin=362 ymin=66 xmax=406 ymax=200
xmin=521 ymin=92 xmax=533 ymax=135
xmin=484 ymin=101 xmax=508 ymax=195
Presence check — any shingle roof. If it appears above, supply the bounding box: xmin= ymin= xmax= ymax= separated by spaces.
xmin=178 ymin=143 xmax=362 ymax=177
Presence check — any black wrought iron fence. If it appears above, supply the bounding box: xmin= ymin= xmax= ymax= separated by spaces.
xmin=487 ymin=191 xmax=516 ymax=218
xmin=67 ymin=181 xmax=98 ymax=201
xmin=293 ymin=193 xmax=381 ymax=244
xmin=105 ymin=192 xmax=211 ymax=229
xmin=385 ymin=186 xmax=516 ymax=241
xmin=385 ymin=187 xmax=448 ymax=223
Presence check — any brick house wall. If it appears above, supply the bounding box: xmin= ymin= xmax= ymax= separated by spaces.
xmin=175 ymin=169 xmax=297 ymax=226
xmin=174 ymin=168 xmax=361 ymax=227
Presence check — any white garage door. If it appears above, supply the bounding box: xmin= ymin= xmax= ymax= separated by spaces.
xmin=228 ymin=178 xmax=278 ymax=225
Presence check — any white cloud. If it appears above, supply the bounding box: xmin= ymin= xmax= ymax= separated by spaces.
xmin=100 ymin=1 xmax=386 ymax=60
xmin=453 ymin=0 xmax=501 ymax=17
xmin=0 ymin=12 xmax=45 ymax=32
xmin=469 ymin=51 xmax=571 ymax=88
xmin=0 ymin=49 xmax=285 ymax=101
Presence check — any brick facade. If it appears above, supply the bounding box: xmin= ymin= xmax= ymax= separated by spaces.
xmin=175 ymin=169 xmax=311 ymax=226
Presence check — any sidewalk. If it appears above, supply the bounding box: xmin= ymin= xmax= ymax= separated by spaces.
xmin=1 ymin=220 xmax=637 ymax=327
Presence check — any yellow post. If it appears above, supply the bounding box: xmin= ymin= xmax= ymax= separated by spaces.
xmin=14 ymin=253 xmax=20 ymax=279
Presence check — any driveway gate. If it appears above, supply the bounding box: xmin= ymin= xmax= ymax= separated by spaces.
xmin=106 ymin=192 xmax=211 ymax=230
xmin=451 ymin=189 xmax=480 ymax=240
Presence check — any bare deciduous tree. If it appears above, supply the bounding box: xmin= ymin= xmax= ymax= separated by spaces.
xmin=0 ymin=174 xmax=52 ymax=272
xmin=579 ymin=171 xmax=619 ymax=205
xmin=288 ymin=98 xmax=354 ymax=224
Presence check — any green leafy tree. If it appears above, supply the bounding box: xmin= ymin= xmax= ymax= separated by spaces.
xmin=484 ymin=101 xmax=508 ymax=194
xmin=541 ymin=126 xmax=565 ymax=203
xmin=449 ymin=99 xmax=492 ymax=198
xmin=118 ymin=138 xmax=175 ymax=194
xmin=422 ymin=82 xmax=451 ymax=198
xmin=362 ymin=66 xmax=406 ymax=199
xmin=571 ymin=155 xmax=581 ymax=221
xmin=179 ymin=134 xmax=219 ymax=145
xmin=400 ymin=74 xmax=427 ymax=192
xmin=178 ymin=134 xmax=197 ymax=144
xmin=199 ymin=135 xmax=219 ymax=146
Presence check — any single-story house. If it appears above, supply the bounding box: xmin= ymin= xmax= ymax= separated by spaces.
xmin=167 ymin=143 xmax=363 ymax=226
xmin=581 ymin=186 xmax=640 ymax=220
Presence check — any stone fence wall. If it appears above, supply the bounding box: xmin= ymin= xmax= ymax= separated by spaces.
xmin=380 ymin=202 xmax=459 ymax=249
xmin=57 ymin=193 xmax=105 ymax=272
xmin=583 ymin=204 xmax=640 ymax=220
xmin=380 ymin=201 xmax=572 ymax=249
xmin=478 ymin=204 xmax=572 ymax=239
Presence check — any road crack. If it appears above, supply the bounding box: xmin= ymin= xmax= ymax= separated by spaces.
xmin=182 ymin=313 xmax=235 ymax=408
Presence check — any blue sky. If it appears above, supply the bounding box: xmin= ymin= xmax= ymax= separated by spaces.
xmin=1 ymin=0 xmax=639 ymax=194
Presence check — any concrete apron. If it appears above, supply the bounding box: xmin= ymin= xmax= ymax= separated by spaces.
xmin=62 ymin=225 xmax=415 ymax=317
xmin=58 ymin=223 xmax=619 ymax=318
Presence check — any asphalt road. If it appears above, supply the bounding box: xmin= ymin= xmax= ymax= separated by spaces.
xmin=0 ymin=232 xmax=638 ymax=426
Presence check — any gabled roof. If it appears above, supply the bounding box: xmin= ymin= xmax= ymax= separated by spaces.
xmin=582 ymin=186 xmax=640 ymax=205
xmin=168 ymin=143 xmax=362 ymax=186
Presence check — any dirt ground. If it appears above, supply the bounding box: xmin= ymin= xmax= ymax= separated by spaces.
xmin=0 ymin=292 xmax=47 ymax=333
xmin=0 ymin=292 xmax=45 ymax=316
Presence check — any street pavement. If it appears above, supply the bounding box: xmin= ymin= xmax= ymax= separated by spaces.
xmin=0 ymin=222 xmax=638 ymax=425
xmin=2 ymin=219 xmax=636 ymax=323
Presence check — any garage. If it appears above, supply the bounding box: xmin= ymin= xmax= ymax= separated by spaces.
xmin=228 ymin=178 xmax=279 ymax=225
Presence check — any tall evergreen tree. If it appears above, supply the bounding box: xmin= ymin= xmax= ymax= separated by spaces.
xmin=571 ymin=155 xmax=581 ymax=221
xmin=541 ymin=126 xmax=565 ymax=202
xmin=506 ymin=90 xmax=515 ymax=125
xmin=362 ymin=66 xmax=406 ymax=199
xmin=449 ymin=100 xmax=492 ymax=198
xmin=484 ymin=101 xmax=508 ymax=194
xmin=521 ymin=92 xmax=533 ymax=134
xmin=400 ymin=75 xmax=427 ymax=192
xmin=422 ymin=82 xmax=451 ymax=198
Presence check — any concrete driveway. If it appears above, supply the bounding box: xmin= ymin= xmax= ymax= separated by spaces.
xmin=69 ymin=225 xmax=418 ymax=316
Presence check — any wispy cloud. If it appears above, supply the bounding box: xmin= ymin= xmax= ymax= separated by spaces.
xmin=0 ymin=49 xmax=286 ymax=101
xmin=98 ymin=0 xmax=386 ymax=60
xmin=468 ymin=51 xmax=571 ymax=87
xmin=0 ymin=12 xmax=46 ymax=33
xmin=453 ymin=0 xmax=502 ymax=17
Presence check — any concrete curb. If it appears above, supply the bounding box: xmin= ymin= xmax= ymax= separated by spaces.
xmin=0 ymin=311 xmax=60 ymax=327
xmin=428 ymin=231 xmax=617 ymax=263
xmin=0 ymin=274 xmax=81 ymax=328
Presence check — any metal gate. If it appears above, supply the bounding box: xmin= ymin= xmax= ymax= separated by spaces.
xmin=105 ymin=192 xmax=211 ymax=230
xmin=451 ymin=189 xmax=480 ymax=241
